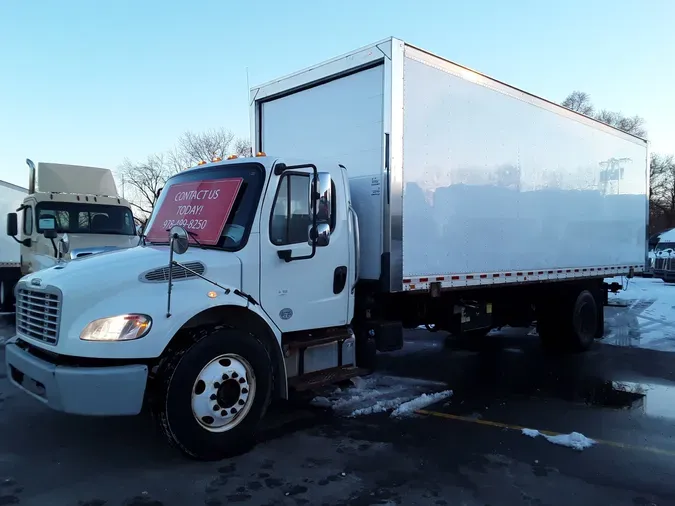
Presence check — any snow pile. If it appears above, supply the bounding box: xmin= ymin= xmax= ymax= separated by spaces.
xmin=522 ymin=428 xmax=596 ymax=451
xmin=604 ymin=277 xmax=675 ymax=352
xmin=310 ymin=374 xmax=452 ymax=418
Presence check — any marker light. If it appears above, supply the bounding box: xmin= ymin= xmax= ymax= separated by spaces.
xmin=212 ymin=157 xmax=222 ymax=162
xmin=255 ymin=151 xmax=266 ymax=157
xmin=197 ymin=160 xmax=207 ymax=165
xmin=227 ymin=154 xmax=238 ymax=160
xmin=207 ymin=291 xmax=217 ymax=299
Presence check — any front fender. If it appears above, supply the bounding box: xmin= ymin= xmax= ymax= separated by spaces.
xmin=39 ymin=282 xmax=276 ymax=360
xmin=164 ymin=294 xmax=282 ymax=348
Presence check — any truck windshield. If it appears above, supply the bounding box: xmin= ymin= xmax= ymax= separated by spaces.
xmin=144 ymin=161 xmax=265 ymax=250
xmin=656 ymin=242 xmax=675 ymax=251
xmin=35 ymin=202 xmax=135 ymax=235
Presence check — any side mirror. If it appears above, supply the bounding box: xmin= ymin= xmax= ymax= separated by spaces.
xmin=44 ymin=229 xmax=58 ymax=240
xmin=308 ymin=222 xmax=330 ymax=247
xmin=6 ymin=213 xmax=17 ymax=237
xmin=307 ymin=171 xmax=332 ymax=249
xmin=313 ymin=172 xmax=332 ymax=224
xmin=169 ymin=226 xmax=189 ymax=255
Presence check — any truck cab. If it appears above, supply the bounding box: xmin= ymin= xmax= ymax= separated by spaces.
xmin=6 ymin=160 xmax=138 ymax=275
xmin=5 ymin=155 xmax=360 ymax=460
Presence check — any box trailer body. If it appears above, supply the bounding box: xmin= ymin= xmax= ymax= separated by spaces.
xmin=251 ymin=38 xmax=648 ymax=292
xmin=0 ymin=181 xmax=27 ymax=268
xmin=0 ymin=180 xmax=27 ymax=311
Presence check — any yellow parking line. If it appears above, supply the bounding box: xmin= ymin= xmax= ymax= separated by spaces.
xmin=416 ymin=409 xmax=675 ymax=457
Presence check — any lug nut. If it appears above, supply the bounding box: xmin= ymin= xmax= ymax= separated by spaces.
xmin=214 ymin=382 xmax=220 ymax=388
xmin=230 ymin=408 xmax=237 ymax=414
xmin=242 ymin=388 xmax=248 ymax=394
xmin=221 ymin=410 xmax=227 ymax=416
xmin=212 ymin=405 xmax=220 ymax=411
xmin=210 ymin=394 xmax=217 ymax=401
xmin=232 ymin=372 xmax=238 ymax=379
xmin=238 ymin=399 xmax=245 ymax=406
xmin=239 ymin=378 xmax=245 ymax=384
xmin=222 ymin=373 xmax=229 ymax=380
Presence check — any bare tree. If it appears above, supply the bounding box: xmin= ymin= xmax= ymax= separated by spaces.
xmin=233 ymin=138 xmax=252 ymax=157
xmin=177 ymin=128 xmax=237 ymax=165
xmin=561 ymin=91 xmax=647 ymax=138
xmin=119 ymin=128 xmax=252 ymax=220
xmin=562 ymin=91 xmax=594 ymax=116
xmin=119 ymin=153 xmax=178 ymax=222
xmin=649 ymin=154 xmax=675 ymax=231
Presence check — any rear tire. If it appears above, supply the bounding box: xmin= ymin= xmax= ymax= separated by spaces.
xmin=538 ymin=287 xmax=598 ymax=353
xmin=152 ymin=328 xmax=273 ymax=460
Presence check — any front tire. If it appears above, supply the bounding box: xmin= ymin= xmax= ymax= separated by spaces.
xmin=152 ymin=328 xmax=273 ymax=460
xmin=0 ymin=279 xmax=15 ymax=313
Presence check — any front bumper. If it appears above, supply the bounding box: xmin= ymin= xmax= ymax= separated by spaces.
xmin=5 ymin=338 xmax=148 ymax=416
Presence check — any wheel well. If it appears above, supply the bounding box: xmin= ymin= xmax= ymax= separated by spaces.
xmin=162 ymin=305 xmax=287 ymax=400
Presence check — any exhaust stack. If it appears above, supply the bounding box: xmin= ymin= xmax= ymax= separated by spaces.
xmin=26 ymin=158 xmax=36 ymax=194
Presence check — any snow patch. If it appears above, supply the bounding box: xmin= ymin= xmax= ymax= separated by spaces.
xmin=604 ymin=277 xmax=675 ymax=353
xmin=521 ymin=428 xmax=596 ymax=451
xmin=310 ymin=373 xmax=451 ymax=418
xmin=390 ymin=390 xmax=453 ymax=418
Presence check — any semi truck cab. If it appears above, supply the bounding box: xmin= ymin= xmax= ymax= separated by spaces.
xmin=6 ymin=160 xmax=138 ymax=275
xmin=5 ymin=155 xmax=365 ymax=460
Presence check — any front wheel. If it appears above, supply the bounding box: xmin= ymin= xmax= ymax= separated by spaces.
xmin=152 ymin=328 xmax=273 ymax=460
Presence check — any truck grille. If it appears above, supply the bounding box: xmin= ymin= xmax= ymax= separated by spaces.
xmin=16 ymin=287 xmax=62 ymax=345
xmin=142 ymin=262 xmax=206 ymax=283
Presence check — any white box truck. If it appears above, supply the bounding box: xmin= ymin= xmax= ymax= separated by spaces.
xmin=0 ymin=181 xmax=28 ymax=313
xmin=2 ymin=159 xmax=139 ymax=312
xmin=5 ymin=38 xmax=648 ymax=460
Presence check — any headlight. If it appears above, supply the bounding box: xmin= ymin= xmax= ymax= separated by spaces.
xmin=80 ymin=314 xmax=152 ymax=341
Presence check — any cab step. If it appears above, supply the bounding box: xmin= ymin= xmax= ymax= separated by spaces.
xmin=288 ymin=366 xmax=370 ymax=391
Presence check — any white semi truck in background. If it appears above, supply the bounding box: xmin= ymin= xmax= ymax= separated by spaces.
xmin=5 ymin=38 xmax=648 ymax=460
xmin=1 ymin=160 xmax=138 ymax=312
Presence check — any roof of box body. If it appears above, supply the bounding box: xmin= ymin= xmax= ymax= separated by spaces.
xmin=250 ymin=37 xmax=648 ymax=145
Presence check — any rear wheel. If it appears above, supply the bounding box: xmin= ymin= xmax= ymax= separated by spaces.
xmin=538 ymin=287 xmax=598 ymax=353
xmin=152 ymin=328 xmax=273 ymax=460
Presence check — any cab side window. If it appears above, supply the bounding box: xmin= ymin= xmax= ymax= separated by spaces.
xmin=270 ymin=174 xmax=311 ymax=246
xmin=22 ymin=206 xmax=33 ymax=235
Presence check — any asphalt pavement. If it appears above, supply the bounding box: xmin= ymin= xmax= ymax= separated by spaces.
xmin=1 ymin=312 xmax=675 ymax=505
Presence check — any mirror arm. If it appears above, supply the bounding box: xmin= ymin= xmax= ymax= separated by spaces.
xmin=48 ymin=238 xmax=58 ymax=258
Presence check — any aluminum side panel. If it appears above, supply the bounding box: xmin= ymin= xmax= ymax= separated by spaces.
xmin=258 ymin=65 xmax=386 ymax=280
xmin=401 ymin=48 xmax=648 ymax=278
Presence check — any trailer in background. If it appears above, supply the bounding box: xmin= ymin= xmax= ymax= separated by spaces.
xmin=0 ymin=181 xmax=27 ymax=313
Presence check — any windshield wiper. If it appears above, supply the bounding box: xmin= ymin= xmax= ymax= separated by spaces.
xmin=185 ymin=229 xmax=206 ymax=249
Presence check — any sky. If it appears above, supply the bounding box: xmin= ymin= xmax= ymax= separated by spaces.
xmin=1 ymin=0 xmax=673 ymax=189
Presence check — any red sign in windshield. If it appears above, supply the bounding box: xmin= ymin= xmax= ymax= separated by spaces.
xmin=146 ymin=178 xmax=243 ymax=245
